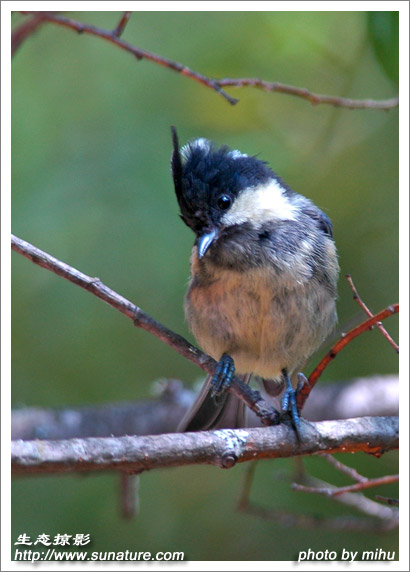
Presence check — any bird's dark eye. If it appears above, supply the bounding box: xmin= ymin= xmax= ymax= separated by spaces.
xmin=216 ymin=194 xmax=232 ymax=210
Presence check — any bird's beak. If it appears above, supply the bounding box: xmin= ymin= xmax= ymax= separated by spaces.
xmin=197 ymin=229 xmax=218 ymax=258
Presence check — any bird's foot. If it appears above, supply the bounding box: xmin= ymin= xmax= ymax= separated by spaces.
xmin=281 ymin=369 xmax=307 ymax=440
xmin=210 ymin=354 xmax=235 ymax=397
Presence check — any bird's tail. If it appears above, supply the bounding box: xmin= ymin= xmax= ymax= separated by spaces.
xmin=177 ymin=374 xmax=252 ymax=432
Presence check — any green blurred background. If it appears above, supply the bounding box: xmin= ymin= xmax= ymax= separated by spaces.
xmin=11 ymin=11 xmax=399 ymax=562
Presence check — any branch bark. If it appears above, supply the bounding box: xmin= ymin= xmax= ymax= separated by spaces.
xmin=12 ymin=416 xmax=398 ymax=476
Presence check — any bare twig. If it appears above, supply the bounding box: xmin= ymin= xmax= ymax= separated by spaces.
xmin=18 ymin=11 xmax=238 ymax=105
xmin=11 ymin=233 xmax=280 ymax=427
xmin=375 ymin=495 xmax=399 ymax=506
xmin=237 ymin=503 xmax=397 ymax=532
xmin=346 ymin=274 xmax=399 ymax=353
xmin=112 ymin=12 xmax=132 ymax=38
xmin=298 ymin=304 xmax=399 ymax=410
xmin=217 ymin=78 xmax=399 ymax=110
xmin=11 ymin=416 xmax=399 ymax=476
xmin=295 ymin=473 xmax=398 ymax=521
xmin=119 ymin=472 xmax=140 ymax=519
xmin=324 ymin=454 xmax=367 ymax=483
xmin=17 ymin=12 xmax=399 ymax=110
xmin=292 ymin=474 xmax=399 ymax=497
xmin=11 ymin=14 xmax=45 ymax=56
xmin=237 ymin=461 xmax=258 ymax=512
xmin=237 ymin=459 xmax=398 ymax=531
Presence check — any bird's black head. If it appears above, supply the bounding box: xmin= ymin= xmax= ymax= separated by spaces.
xmin=171 ymin=127 xmax=273 ymax=237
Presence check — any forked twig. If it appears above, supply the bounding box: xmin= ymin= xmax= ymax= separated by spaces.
xmin=375 ymin=495 xmax=399 ymax=507
xmin=18 ymin=11 xmax=238 ymax=105
xmin=237 ymin=459 xmax=398 ymax=531
xmin=297 ymin=304 xmax=399 ymax=410
xmin=324 ymin=454 xmax=367 ymax=483
xmin=112 ymin=11 xmax=132 ymax=38
xmin=292 ymin=474 xmax=399 ymax=497
xmin=218 ymin=77 xmax=399 ymax=110
xmin=346 ymin=274 xmax=399 ymax=353
xmin=11 ymin=13 xmax=46 ymax=56
xmin=16 ymin=11 xmax=399 ymax=110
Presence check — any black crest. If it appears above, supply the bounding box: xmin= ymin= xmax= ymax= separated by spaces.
xmin=171 ymin=126 xmax=184 ymax=209
xmin=170 ymin=127 xmax=275 ymax=233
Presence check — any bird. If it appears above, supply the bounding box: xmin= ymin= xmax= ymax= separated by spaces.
xmin=170 ymin=127 xmax=339 ymax=432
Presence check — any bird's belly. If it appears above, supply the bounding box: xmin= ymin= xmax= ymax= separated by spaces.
xmin=185 ymin=268 xmax=336 ymax=379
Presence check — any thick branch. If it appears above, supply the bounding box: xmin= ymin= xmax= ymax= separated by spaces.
xmin=17 ymin=12 xmax=398 ymax=110
xmin=300 ymin=374 xmax=399 ymax=422
xmin=11 ymin=380 xmax=189 ymax=440
xmin=12 ymin=416 xmax=398 ymax=476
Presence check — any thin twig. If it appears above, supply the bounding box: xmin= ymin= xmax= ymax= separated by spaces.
xmin=346 ymin=274 xmax=399 ymax=353
xmin=11 ymin=14 xmax=45 ymax=57
xmin=323 ymin=454 xmax=368 ymax=483
xmin=295 ymin=473 xmax=398 ymax=524
xmin=217 ymin=78 xmax=399 ymax=110
xmin=237 ymin=461 xmax=398 ymax=531
xmin=375 ymin=495 xmax=399 ymax=507
xmin=119 ymin=472 xmax=140 ymax=519
xmin=237 ymin=503 xmax=397 ymax=532
xmin=18 ymin=11 xmax=238 ymax=105
xmin=237 ymin=461 xmax=258 ymax=511
xmin=11 ymin=233 xmax=280 ymax=427
xmin=17 ymin=12 xmax=399 ymax=110
xmin=298 ymin=303 xmax=399 ymax=410
xmin=292 ymin=474 xmax=399 ymax=497
xmin=112 ymin=12 xmax=132 ymax=38
xmin=295 ymin=474 xmax=397 ymax=521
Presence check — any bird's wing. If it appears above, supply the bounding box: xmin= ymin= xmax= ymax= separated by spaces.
xmin=177 ymin=374 xmax=252 ymax=432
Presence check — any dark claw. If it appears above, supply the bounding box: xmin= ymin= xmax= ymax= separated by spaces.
xmin=211 ymin=354 xmax=235 ymax=397
xmin=281 ymin=369 xmax=301 ymax=439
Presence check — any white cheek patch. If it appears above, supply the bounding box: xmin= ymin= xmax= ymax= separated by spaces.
xmin=180 ymin=138 xmax=211 ymax=163
xmin=221 ymin=179 xmax=297 ymax=226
